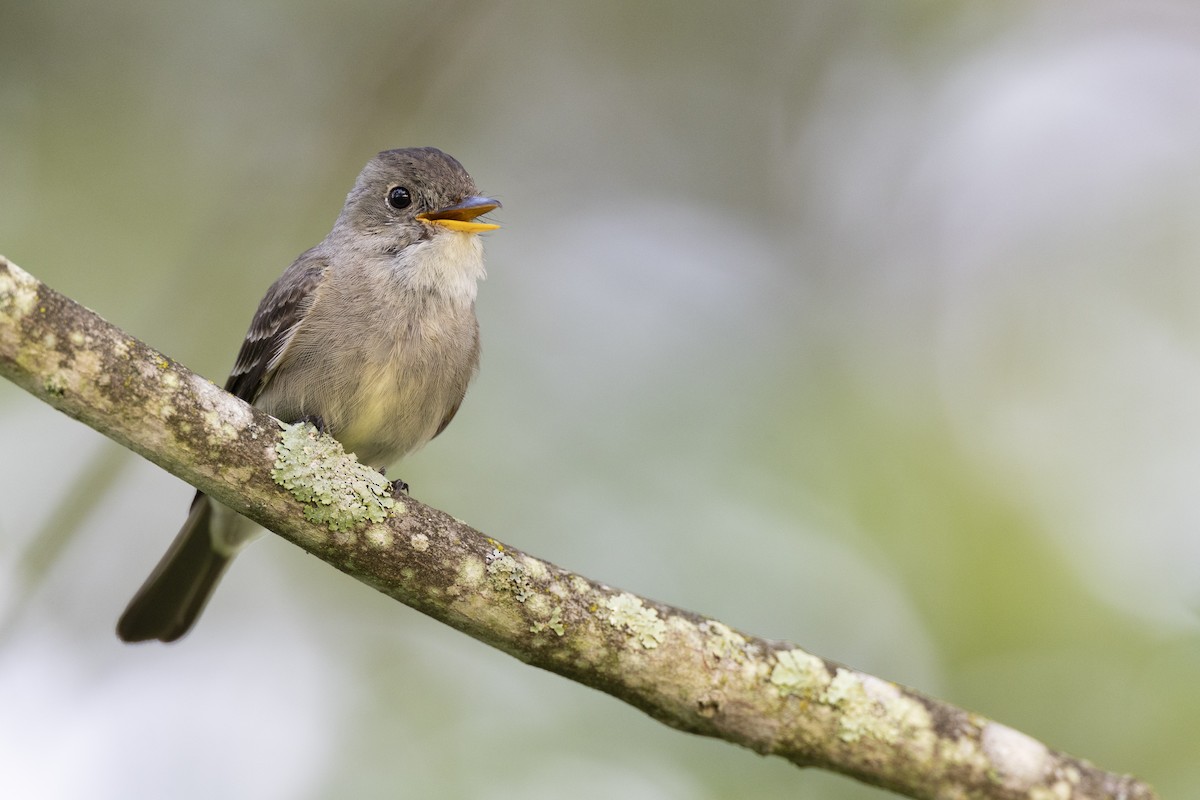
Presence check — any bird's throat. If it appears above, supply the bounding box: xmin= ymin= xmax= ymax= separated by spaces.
xmin=394 ymin=231 xmax=486 ymax=305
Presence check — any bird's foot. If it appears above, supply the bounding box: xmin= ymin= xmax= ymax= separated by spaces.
xmin=377 ymin=467 xmax=410 ymax=497
xmin=294 ymin=415 xmax=328 ymax=434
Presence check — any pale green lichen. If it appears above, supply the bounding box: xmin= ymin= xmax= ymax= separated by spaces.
xmin=704 ymin=621 xmax=751 ymax=663
xmin=549 ymin=605 xmax=565 ymax=635
xmin=203 ymin=409 xmax=242 ymax=443
xmin=458 ymin=556 xmax=485 ymax=589
xmin=519 ymin=558 xmax=549 ymax=582
xmin=826 ymin=669 xmax=876 ymax=742
xmin=524 ymin=592 xmax=550 ymax=617
xmin=861 ymin=675 xmax=934 ymax=750
xmin=769 ymin=648 xmax=829 ymax=697
xmin=1030 ymin=784 xmax=1073 ymax=800
xmin=485 ymin=549 xmax=534 ymax=602
xmin=0 ymin=264 xmax=39 ymax=317
xmin=365 ymin=525 xmax=393 ymax=549
xmin=942 ymin=729 xmax=980 ymax=766
xmin=271 ymin=421 xmax=395 ymax=532
xmin=604 ymin=592 xmax=666 ymax=649
xmin=530 ymin=605 xmax=565 ymax=636
xmin=820 ymin=669 xmax=932 ymax=745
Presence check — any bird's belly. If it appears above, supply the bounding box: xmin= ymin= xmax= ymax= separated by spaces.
xmin=254 ymin=269 xmax=481 ymax=469
xmin=257 ymin=334 xmax=472 ymax=469
xmin=333 ymin=362 xmax=448 ymax=465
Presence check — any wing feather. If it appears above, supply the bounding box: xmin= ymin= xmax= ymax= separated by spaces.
xmin=224 ymin=250 xmax=327 ymax=404
xmin=431 ymin=320 xmax=480 ymax=439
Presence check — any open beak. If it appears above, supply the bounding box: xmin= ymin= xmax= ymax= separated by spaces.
xmin=416 ymin=195 xmax=501 ymax=233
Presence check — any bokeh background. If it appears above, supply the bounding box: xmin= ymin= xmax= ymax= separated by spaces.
xmin=2 ymin=1 xmax=1198 ymax=797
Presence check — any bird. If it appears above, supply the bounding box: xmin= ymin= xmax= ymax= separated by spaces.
xmin=117 ymin=147 xmax=499 ymax=643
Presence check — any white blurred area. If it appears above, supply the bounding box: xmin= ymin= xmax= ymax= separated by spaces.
xmin=785 ymin=5 xmax=1200 ymax=630
xmin=930 ymin=20 xmax=1200 ymax=628
xmin=1 ymin=2 xmax=1198 ymax=798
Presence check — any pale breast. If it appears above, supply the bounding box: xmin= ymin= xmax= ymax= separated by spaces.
xmin=255 ymin=280 xmax=481 ymax=469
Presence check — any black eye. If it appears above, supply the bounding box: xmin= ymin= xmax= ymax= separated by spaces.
xmin=387 ymin=186 xmax=412 ymax=210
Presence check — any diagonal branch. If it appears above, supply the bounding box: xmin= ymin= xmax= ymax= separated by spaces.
xmin=0 ymin=255 xmax=1156 ymax=800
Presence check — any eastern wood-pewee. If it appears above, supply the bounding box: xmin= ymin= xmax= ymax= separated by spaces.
xmin=117 ymin=147 xmax=499 ymax=643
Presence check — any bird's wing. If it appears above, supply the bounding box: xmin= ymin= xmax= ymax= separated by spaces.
xmin=433 ymin=398 xmax=463 ymax=440
xmin=224 ymin=250 xmax=328 ymax=403
xmin=431 ymin=320 xmax=481 ymax=439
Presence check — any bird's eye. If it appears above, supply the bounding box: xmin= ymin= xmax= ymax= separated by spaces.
xmin=386 ymin=186 xmax=412 ymax=210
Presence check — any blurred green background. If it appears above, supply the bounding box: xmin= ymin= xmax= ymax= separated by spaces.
xmin=2 ymin=1 xmax=1198 ymax=797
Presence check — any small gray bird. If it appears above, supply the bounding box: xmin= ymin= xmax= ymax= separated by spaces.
xmin=117 ymin=147 xmax=499 ymax=643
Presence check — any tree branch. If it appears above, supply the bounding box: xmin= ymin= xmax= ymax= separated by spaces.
xmin=0 ymin=255 xmax=1156 ymax=800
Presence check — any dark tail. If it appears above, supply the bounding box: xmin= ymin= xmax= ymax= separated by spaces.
xmin=117 ymin=494 xmax=232 ymax=643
